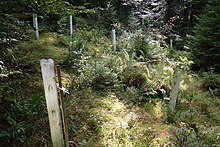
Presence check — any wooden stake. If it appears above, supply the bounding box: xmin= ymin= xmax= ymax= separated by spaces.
xmin=56 ymin=65 xmax=69 ymax=147
xmin=112 ymin=29 xmax=116 ymax=51
xmin=70 ymin=15 xmax=73 ymax=49
xmin=70 ymin=15 xmax=73 ymax=38
xmin=33 ymin=14 xmax=39 ymax=40
xmin=40 ymin=59 xmax=64 ymax=147
xmin=169 ymin=67 xmax=182 ymax=112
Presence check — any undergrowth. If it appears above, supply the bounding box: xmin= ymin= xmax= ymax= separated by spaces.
xmin=0 ymin=33 xmax=68 ymax=146
xmin=0 ymin=16 xmax=220 ymax=146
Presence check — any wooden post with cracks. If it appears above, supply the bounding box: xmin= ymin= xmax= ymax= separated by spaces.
xmin=40 ymin=59 xmax=64 ymax=147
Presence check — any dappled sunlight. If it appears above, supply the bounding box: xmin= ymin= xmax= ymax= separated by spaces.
xmin=180 ymin=80 xmax=188 ymax=90
xmin=151 ymin=100 xmax=164 ymax=120
xmin=180 ymin=73 xmax=197 ymax=91
xmin=65 ymin=90 xmax=174 ymax=146
xmin=96 ymin=94 xmax=138 ymax=146
xmin=69 ymin=92 xmax=170 ymax=146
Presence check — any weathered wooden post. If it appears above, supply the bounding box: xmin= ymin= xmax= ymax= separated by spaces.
xmin=40 ymin=59 xmax=64 ymax=147
xmin=112 ymin=29 xmax=116 ymax=51
xmin=33 ymin=14 xmax=39 ymax=39
xmin=169 ymin=67 xmax=182 ymax=111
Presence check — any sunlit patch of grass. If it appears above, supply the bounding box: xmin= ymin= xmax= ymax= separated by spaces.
xmin=150 ymin=124 xmax=170 ymax=146
xmin=12 ymin=33 xmax=68 ymax=70
xmin=143 ymin=99 xmax=166 ymax=122
xmin=66 ymin=90 xmax=173 ymax=146
xmin=95 ymin=96 xmax=156 ymax=146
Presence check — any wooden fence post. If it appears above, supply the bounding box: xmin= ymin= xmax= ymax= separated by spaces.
xmin=112 ymin=29 xmax=116 ymax=51
xmin=70 ymin=15 xmax=73 ymax=38
xmin=40 ymin=59 xmax=64 ymax=147
xmin=33 ymin=14 xmax=39 ymax=40
xmin=70 ymin=15 xmax=73 ymax=49
xmin=169 ymin=67 xmax=182 ymax=112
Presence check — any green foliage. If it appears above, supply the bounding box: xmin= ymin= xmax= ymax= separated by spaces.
xmin=199 ymin=71 xmax=220 ymax=96
xmin=57 ymin=16 xmax=69 ymax=35
xmin=203 ymin=126 xmax=220 ymax=146
xmin=0 ymin=0 xmax=95 ymax=55
xmin=123 ymin=73 xmax=146 ymax=89
xmin=0 ymin=0 xmax=91 ymax=15
xmin=189 ymin=0 xmax=220 ymax=72
xmin=0 ymin=14 xmax=29 ymax=52
xmin=165 ymin=0 xmax=208 ymax=43
xmin=90 ymin=61 xmax=119 ymax=91
xmin=133 ymin=35 xmax=153 ymax=61
xmin=170 ymin=123 xmax=220 ymax=146
xmin=1 ymin=2 xmax=220 ymax=144
xmin=95 ymin=4 xmax=118 ymax=29
xmin=169 ymin=123 xmax=198 ymax=146
xmin=118 ymin=29 xmax=162 ymax=62
xmin=122 ymin=87 xmax=143 ymax=105
xmin=63 ymin=39 xmax=86 ymax=74
xmin=167 ymin=56 xmax=194 ymax=70
xmin=0 ymin=75 xmax=46 ymax=146
xmin=75 ymin=52 xmax=121 ymax=91
xmin=0 ymin=33 xmax=68 ymax=146
xmin=0 ymin=117 xmax=27 ymax=144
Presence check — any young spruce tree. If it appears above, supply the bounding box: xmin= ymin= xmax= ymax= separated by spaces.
xmin=190 ymin=0 xmax=220 ymax=72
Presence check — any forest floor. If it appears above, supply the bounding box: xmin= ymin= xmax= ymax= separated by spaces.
xmin=65 ymin=89 xmax=171 ymax=146
xmin=1 ymin=32 xmax=220 ymax=146
xmin=23 ymin=33 xmax=220 ymax=146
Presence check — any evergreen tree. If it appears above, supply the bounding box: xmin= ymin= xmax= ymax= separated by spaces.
xmin=190 ymin=0 xmax=220 ymax=72
xmin=164 ymin=0 xmax=208 ymax=50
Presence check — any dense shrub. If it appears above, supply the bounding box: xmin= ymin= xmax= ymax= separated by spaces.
xmin=75 ymin=53 xmax=121 ymax=91
xmin=133 ymin=35 xmax=152 ymax=61
xmin=123 ymin=73 xmax=146 ymax=89
xmin=170 ymin=123 xmax=220 ymax=146
xmin=199 ymin=71 xmax=220 ymax=96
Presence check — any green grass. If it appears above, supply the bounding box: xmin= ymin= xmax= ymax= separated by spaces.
xmin=0 ymin=33 xmax=69 ymax=146
xmin=1 ymin=24 xmax=220 ymax=146
xmin=65 ymin=89 xmax=171 ymax=146
xmin=60 ymin=24 xmax=220 ymax=146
